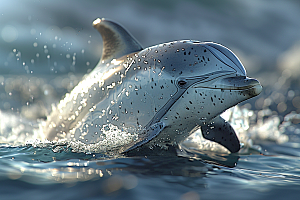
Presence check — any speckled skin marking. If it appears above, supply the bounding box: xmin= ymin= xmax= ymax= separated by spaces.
xmin=42 ymin=18 xmax=262 ymax=154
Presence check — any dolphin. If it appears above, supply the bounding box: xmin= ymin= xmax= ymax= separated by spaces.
xmin=42 ymin=18 xmax=262 ymax=154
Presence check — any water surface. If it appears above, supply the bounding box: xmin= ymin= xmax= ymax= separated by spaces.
xmin=1 ymin=1 xmax=300 ymax=199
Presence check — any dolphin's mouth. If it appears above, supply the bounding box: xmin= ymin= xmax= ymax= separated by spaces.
xmin=193 ymin=76 xmax=262 ymax=95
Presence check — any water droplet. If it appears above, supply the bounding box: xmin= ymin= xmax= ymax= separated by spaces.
xmin=103 ymin=126 xmax=110 ymax=131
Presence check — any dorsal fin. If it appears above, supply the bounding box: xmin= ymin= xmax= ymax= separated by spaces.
xmin=93 ymin=18 xmax=143 ymax=62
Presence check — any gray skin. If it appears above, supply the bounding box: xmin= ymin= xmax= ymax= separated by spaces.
xmin=42 ymin=18 xmax=262 ymax=154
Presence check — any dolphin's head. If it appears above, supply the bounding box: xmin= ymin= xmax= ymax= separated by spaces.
xmin=167 ymin=41 xmax=262 ymax=122
xmin=142 ymin=40 xmax=262 ymax=144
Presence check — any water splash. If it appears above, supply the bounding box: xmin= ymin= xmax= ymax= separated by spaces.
xmin=0 ymin=110 xmax=43 ymax=145
xmin=0 ymin=104 xmax=290 ymax=156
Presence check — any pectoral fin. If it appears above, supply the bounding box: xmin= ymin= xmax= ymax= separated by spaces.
xmin=201 ymin=116 xmax=240 ymax=153
xmin=120 ymin=122 xmax=165 ymax=153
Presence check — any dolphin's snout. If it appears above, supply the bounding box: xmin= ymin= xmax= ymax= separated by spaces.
xmin=222 ymin=76 xmax=261 ymax=89
xmin=206 ymin=76 xmax=261 ymax=92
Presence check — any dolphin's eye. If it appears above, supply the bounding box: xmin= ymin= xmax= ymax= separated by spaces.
xmin=177 ymin=80 xmax=187 ymax=87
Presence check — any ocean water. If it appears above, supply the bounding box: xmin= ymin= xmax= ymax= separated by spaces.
xmin=1 ymin=0 xmax=300 ymax=199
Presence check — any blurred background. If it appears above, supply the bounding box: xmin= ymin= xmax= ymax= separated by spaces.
xmin=0 ymin=0 xmax=300 ymax=120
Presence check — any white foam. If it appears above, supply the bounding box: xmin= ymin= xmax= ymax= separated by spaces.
xmin=0 ymin=105 xmax=290 ymax=154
